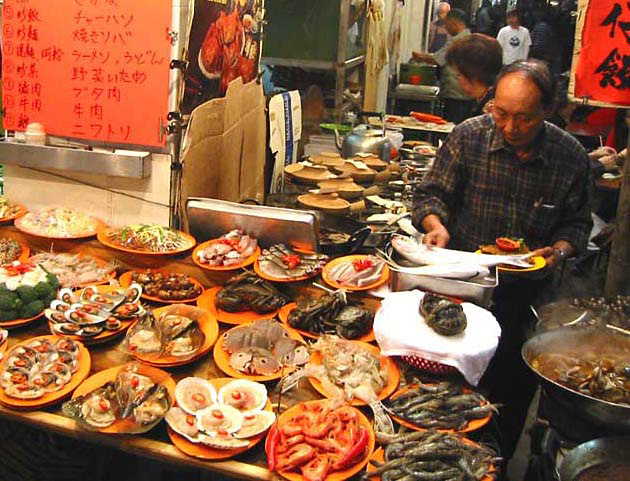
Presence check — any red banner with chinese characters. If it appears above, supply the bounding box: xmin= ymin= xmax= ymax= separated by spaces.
xmin=574 ymin=1 xmax=630 ymax=106
xmin=1 ymin=0 xmax=172 ymax=148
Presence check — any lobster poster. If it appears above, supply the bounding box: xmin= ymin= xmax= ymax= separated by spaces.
xmin=182 ymin=0 xmax=263 ymax=113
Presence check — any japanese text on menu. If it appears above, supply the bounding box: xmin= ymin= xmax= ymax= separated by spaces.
xmin=575 ymin=1 xmax=630 ymax=105
xmin=2 ymin=0 xmax=172 ymax=147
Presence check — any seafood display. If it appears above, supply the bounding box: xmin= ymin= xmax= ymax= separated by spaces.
xmin=123 ymin=307 xmax=205 ymax=362
xmin=62 ymin=364 xmax=171 ymax=433
xmin=30 ymin=252 xmax=116 ymax=288
xmin=420 ymin=293 xmax=467 ymax=336
xmin=102 ymin=224 xmax=194 ymax=253
xmin=266 ymin=399 xmax=372 ymax=481
xmin=128 ymin=270 xmax=203 ymax=302
xmin=0 ymin=262 xmax=58 ymax=322
xmin=572 ymin=295 xmax=630 ymax=328
xmin=46 ymin=285 xmax=142 ymax=340
xmin=287 ymin=291 xmax=374 ymax=340
xmin=195 ymin=230 xmax=258 ymax=267
xmin=256 ymin=245 xmax=328 ymax=281
xmin=306 ymin=336 xmax=388 ymax=403
xmin=531 ymin=350 xmax=630 ymax=405
xmin=0 ymin=197 xmax=23 ymax=219
xmin=367 ymin=429 xmax=498 ymax=481
xmin=324 ymin=256 xmax=386 ymax=288
xmin=167 ymin=377 xmax=274 ymax=449
xmin=0 ymin=238 xmax=24 ymax=265
xmin=15 ymin=208 xmax=101 ymax=238
xmin=384 ymin=381 xmax=496 ymax=431
xmin=1 ymin=337 xmax=82 ymax=399
xmin=221 ymin=319 xmax=308 ymax=376
xmin=215 ymin=272 xmax=289 ymax=314
xmin=391 ymin=234 xmax=534 ymax=274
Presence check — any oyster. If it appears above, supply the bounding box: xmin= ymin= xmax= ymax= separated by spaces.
xmin=30 ymin=371 xmax=61 ymax=393
xmin=165 ymin=406 xmax=200 ymax=440
xmin=45 ymin=363 xmax=72 ymax=384
xmin=115 ymin=367 xmax=156 ymax=419
xmin=158 ymin=314 xmax=194 ymax=340
xmin=133 ymin=384 xmax=170 ymax=425
xmin=217 ymin=379 xmax=267 ymax=413
xmin=64 ymin=383 xmax=118 ymax=428
xmin=125 ymin=315 xmax=162 ymax=354
xmin=175 ymin=377 xmax=217 ymax=414
xmin=55 ymin=338 xmax=80 ymax=356
xmin=196 ymin=404 xmax=243 ymax=435
xmin=233 ymin=410 xmax=275 ymax=439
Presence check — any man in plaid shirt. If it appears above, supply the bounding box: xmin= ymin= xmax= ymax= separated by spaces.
xmin=413 ymin=59 xmax=592 ymax=268
xmin=413 ymin=59 xmax=592 ymax=458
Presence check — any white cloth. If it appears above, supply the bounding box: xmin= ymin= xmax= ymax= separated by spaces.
xmin=374 ymin=290 xmax=501 ymax=385
xmin=497 ymin=25 xmax=531 ymax=65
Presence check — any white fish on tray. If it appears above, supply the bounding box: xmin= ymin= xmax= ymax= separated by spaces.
xmin=390 ymin=235 xmax=534 ymax=279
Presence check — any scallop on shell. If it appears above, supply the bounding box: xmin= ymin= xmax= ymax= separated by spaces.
xmin=175 ymin=377 xmax=216 ymax=415
xmin=196 ymin=404 xmax=243 ymax=435
xmin=165 ymin=406 xmax=200 ymax=442
xmin=217 ymin=379 xmax=267 ymax=413
xmin=233 ymin=410 xmax=276 ymax=439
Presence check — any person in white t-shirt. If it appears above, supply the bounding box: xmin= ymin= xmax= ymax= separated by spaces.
xmin=496 ymin=10 xmax=531 ymax=65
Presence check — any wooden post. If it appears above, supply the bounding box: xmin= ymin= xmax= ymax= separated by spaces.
xmin=605 ymin=126 xmax=630 ymax=296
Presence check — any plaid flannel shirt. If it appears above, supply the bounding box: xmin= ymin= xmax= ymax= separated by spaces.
xmin=413 ymin=114 xmax=593 ymax=252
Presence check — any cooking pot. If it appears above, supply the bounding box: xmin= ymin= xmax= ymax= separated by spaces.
xmin=522 ymin=326 xmax=630 ymax=432
xmin=333 ymin=111 xmax=393 ymax=161
xmin=559 ymin=436 xmax=630 ymax=481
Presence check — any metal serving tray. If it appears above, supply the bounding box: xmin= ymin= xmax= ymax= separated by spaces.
xmin=388 ymin=265 xmax=498 ymax=308
xmin=186 ymin=198 xmax=319 ymax=251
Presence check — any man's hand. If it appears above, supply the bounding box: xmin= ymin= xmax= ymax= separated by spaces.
xmin=599 ymin=154 xmax=619 ymax=172
xmin=421 ymin=215 xmax=450 ymax=247
xmin=588 ymin=146 xmax=616 ymax=160
xmin=532 ymin=241 xmax=574 ymax=269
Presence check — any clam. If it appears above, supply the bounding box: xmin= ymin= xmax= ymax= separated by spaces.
xmin=233 ymin=410 xmax=275 ymax=438
xmin=175 ymin=377 xmax=217 ymax=415
xmin=50 ymin=300 xmax=72 ymax=312
xmin=217 ymin=379 xmax=267 ymax=413
xmin=196 ymin=404 xmax=243 ymax=435
xmin=45 ymin=308 xmax=68 ymax=324
xmin=64 ymin=307 xmax=107 ymax=326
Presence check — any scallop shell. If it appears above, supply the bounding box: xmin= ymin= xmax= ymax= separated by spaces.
xmin=197 ymin=433 xmax=249 ymax=450
xmin=233 ymin=410 xmax=276 ymax=439
xmin=196 ymin=404 xmax=243 ymax=435
xmin=175 ymin=377 xmax=216 ymax=415
xmin=217 ymin=379 xmax=267 ymax=413
xmin=165 ymin=406 xmax=201 ymax=443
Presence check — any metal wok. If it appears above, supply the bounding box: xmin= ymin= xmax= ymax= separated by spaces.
xmin=559 ymin=436 xmax=630 ymax=481
xmin=522 ymin=326 xmax=630 ymax=432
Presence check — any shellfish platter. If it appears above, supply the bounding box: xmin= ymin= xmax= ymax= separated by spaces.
xmin=29 ymin=252 xmax=117 ymax=289
xmin=0 ymin=336 xmax=91 ymax=409
xmin=322 ymin=255 xmax=390 ymax=291
xmin=45 ymin=284 xmax=143 ymax=344
xmin=123 ymin=304 xmax=219 ymax=367
xmin=63 ymin=363 xmax=175 ymax=434
xmin=214 ymin=319 xmax=308 ymax=381
xmin=267 ymin=399 xmax=375 ymax=481
xmin=119 ymin=269 xmax=204 ymax=304
xmin=166 ymin=377 xmax=275 ymax=459
xmin=192 ymin=230 xmax=260 ymax=271
xmin=254 ymin=245 xmax=329 ymax=282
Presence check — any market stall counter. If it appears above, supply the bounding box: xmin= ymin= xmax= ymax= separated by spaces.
xmin=0 ymin=225 xmax=333 ymax=481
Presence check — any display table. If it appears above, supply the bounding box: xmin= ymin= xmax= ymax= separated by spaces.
xmin=0 ymin=226 xmax=385 ymax=479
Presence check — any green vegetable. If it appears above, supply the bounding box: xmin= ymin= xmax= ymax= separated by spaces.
xmin=34 ymin=281 xmax=54 ymax=300
xmin=46 ymin=273 xmax=59 ymax=290
xmin=19 ymin=300 xmax=44 ymax=319
xmin=0 ymin=310 xmax=18 ymax=321
xmin=0 ymin=292 xmax=18 ymax=311
xmin=15 ymin=285 xmax=37 ymax=303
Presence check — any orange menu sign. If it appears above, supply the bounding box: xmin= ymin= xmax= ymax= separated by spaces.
xmin=2 ymin=0 xmax=172 ymax=148
xmin=574 ymin=1 xmax=630 ymax=106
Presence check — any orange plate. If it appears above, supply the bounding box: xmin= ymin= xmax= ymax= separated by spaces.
xmin=71 ymin=253 xmax=117 ymax=288
xmin=0 ymin=204 xmax=27 ymax=224
xmin=168 ymin=377 xmax=272 ymax=460
xmin=0 ymin=336 xmax=8 ymax=357
xmin=196 ymin=287 xmax=281 ymax=325
xmin=253 ymin=259 xmax=320 ymax=283
xmin=97 ymin=227 xmax=196 ymax=256
xmin=15 ymin=214 xmax=105 ymax=240
xmin=119 ymin=270 xmax=205 ymax=304
xmin=71 ymin=363 xmax=176 ymax=434
xmin=129 ymin=304 xmax=219 ymax=367
xmin=278 ymin=303 xmax=376 ymax=343
xmin=367 ymin=443 xmax=495 ymax=481
xmin=321 ymin=256 xmax=390 ymax=292
xmin=213 ymin=323 xmax=304 ymax=382
xmin=308 ymin=341 xmax=399 ymax=406
xmin=192 ymin=239 xmax=260 ymax=271
xmin=387 ymin=384 xmax=492 ymax=433
xmin=0 ymin=335 xmax=91 ymax=409
xmin=0 ymin=311 xmax=44 ymax=329
xmin=275 ymin=400 xmax=376 ymax=481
